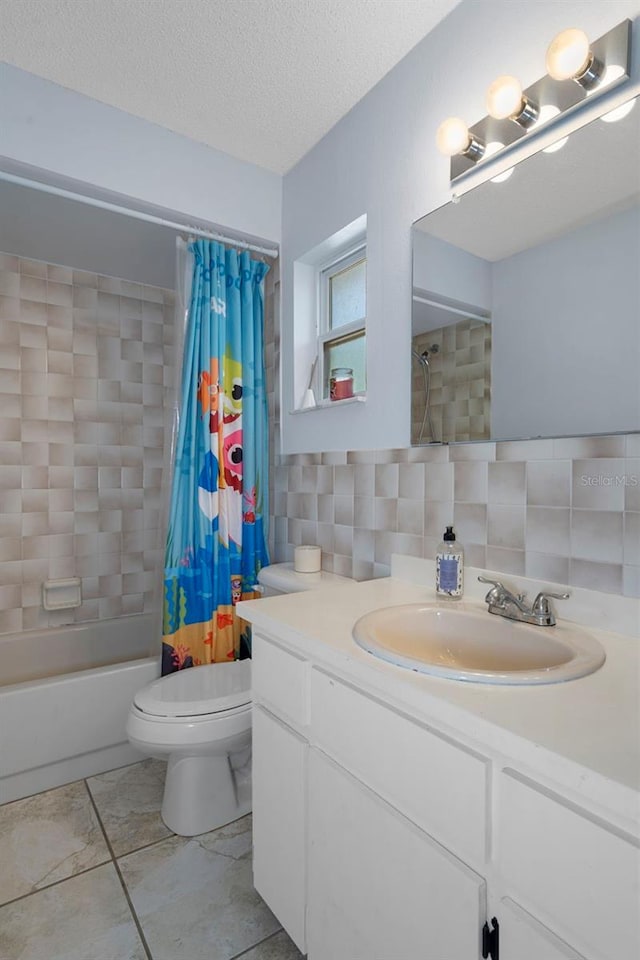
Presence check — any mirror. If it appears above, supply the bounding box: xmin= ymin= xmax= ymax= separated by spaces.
xmin=411 ymin=95 xmax=640 ymax=444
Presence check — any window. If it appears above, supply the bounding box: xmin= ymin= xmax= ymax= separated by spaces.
xmin=318 ymin=245 xmax=366 ymax=399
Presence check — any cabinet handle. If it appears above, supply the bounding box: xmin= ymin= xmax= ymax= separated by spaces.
xmin=482 ymin=917 xmax=499 ymax=960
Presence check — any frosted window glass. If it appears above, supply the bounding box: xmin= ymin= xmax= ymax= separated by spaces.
xmin=324 ymin=332 xmax=366 ymax=394
xmin=330 ymin=259 xmax=366 ymax=330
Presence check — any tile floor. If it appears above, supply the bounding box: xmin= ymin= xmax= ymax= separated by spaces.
xmin=0 ymin=759 xmax=304 ymax=960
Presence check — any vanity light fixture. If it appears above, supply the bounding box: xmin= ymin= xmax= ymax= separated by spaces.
xmin=437 ymin=18 xmax=631 ymax=183
xmin=545 ymin=28 xmax=603 ymax=90
xmin=435 ymin=117 xmax=485 ymax=161
xmin=486 ymin=75 xmax=539 ymax=128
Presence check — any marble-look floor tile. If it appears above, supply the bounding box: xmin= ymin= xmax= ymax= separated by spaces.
xmin=86 ymin=759 xmax=171 ymax=856
xmin=0 ymin=781 xmax=110 ymax=905
xmin=233 ymin=929 xmax=303 ymax=960
xmin=0 ymin=863 xmax=146 ymax=960
xmin=119 ymin=815 xmax=280 ymax=960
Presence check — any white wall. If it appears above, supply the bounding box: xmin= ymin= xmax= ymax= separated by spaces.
xmin=281 ymin=0 xmax=640 ymax=453
xmin=0 ymin=63 xmax=282 ymax=247
xmin=413 ymin=231 xmax=491 ymax=311
xmin=0 ymin=180 xmax=176 ymax=287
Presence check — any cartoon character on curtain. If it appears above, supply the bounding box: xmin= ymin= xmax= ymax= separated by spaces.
xmin=162 ymin=241 xmax=270 ymax=674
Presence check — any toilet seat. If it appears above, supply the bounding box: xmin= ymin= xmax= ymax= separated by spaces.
xmin=134 ymin=660 xmax=251 ymax=718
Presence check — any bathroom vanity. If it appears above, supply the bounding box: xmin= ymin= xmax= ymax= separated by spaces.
xmin=239 ymin=558 xmax=640 ymax=960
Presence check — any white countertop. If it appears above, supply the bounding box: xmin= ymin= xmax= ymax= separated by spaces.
xmin=239 ymin=572 xmax=640 ymax=834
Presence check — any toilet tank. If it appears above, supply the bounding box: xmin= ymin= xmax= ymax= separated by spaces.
xmin=257 ymin=562 xmax=353 ymax=597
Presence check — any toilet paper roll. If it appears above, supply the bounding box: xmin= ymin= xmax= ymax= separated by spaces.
xmin=294 ymin=545 xmax=322 ymax=573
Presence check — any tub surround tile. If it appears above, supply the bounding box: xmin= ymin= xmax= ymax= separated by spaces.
xmin=0 ymin=863 xmax=146 ymax=960
xmin=0 ymin=253 xmax=174 ymax=637
xmin=0 ymin=781 xmax=110 ymax=906
xmin=86 ymin=759 xmax=171 ymax=858
xmin=119 ymin=816 xmax=279 ymax=960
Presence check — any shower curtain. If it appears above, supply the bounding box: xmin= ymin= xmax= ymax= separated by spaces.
xmin=162 ymin=239 xmax=270 ymax=674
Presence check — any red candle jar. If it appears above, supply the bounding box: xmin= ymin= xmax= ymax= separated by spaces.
xmin=329 ymin=367 xmax=354 ymax=401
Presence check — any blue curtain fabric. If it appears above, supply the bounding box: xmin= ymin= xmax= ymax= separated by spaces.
xmin=162 ymin=240 xmax=270 ymax=674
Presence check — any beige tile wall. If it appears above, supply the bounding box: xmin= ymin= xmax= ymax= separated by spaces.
xmin=0 ymin=252 xmax=175 ymax=635
xmin=412 ymin=318 xmax=491 ymax=444
xmin=271 ymin=436 xmax=639 ymax=598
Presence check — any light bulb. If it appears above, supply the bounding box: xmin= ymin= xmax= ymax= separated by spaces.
xmin=436 ymin=117 xmax=471 ymax=156
xmin=486 ymin=76 xmax=524 ymax=120
xmin=546 ymin=28 xmax=590 ymax=80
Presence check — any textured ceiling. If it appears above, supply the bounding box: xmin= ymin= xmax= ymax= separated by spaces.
xmin=0 ymin=0 xmax=461 ymax=174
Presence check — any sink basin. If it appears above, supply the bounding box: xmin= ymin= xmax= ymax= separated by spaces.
xmin=352 ymin=604 xmax=606 ymax=685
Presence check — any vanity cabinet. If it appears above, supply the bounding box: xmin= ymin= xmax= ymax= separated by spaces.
xmin=496 ymin=770 xmax=640 ymax=960
xmin=307 ymin=749 xmax=485 ymax=959
xmin=251 ymin=634 xmax=309 ymax=953
xmin=250 ymin=629 xmax=640 ymax=960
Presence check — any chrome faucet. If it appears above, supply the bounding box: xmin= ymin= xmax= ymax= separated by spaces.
xmin=478 ymin=576 xmax=569 ymax=627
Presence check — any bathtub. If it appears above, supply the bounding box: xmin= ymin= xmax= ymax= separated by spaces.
xmin=0 ymin=614 xmax=160 ymax=804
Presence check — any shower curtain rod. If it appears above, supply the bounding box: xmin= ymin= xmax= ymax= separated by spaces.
xmin=0 ymin=171 xmax=279 ymax=259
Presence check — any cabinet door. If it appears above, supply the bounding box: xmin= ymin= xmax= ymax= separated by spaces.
xmin=498 ymin=897 xmax=587 ymax=960
xmin=252 ymin=704 xmax=307 ymax=953
xmin=498 ymin=769 xmax=640 ymax=960
xmin=307 ymin=749 xmax=485 ymax=960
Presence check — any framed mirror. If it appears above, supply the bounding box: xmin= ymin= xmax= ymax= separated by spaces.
xmin=411 ymin=94 xmax=640 ymax=445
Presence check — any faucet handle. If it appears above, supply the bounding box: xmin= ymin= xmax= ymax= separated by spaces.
xmin=478 ymin=576 xmax=504 ymax=589
xmin=478 ymin=576 xmax=508 ymax=605
xmin=531 ymin=590 xmax=570 ymax=625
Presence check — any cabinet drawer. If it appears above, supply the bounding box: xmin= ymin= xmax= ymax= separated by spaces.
xmin=252 ymin=633 xmax=309 ymax=727
xmin=310 ymin=668 xmax=489 ymax=868
xmin=498 ymin=769 xmax=640 ymax=960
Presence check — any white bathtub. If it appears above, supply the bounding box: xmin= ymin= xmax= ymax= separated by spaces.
xmin=0 ymin=614 xmax=160 ymax=804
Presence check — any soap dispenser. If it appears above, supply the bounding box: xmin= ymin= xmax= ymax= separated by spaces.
xmin=436 ymin=526 xmax=464 ymax=599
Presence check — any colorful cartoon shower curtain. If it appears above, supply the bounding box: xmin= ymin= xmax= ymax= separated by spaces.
xmin=162 ymin=240 xmax=270 ymax=674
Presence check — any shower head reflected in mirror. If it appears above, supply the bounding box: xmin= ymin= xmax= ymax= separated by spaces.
xmin=411 ymin=345 xmax=439 ymax=443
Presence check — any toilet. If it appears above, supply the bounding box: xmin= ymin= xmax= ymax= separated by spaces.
xmin=127 ymin=562 xmax=351 ymax=836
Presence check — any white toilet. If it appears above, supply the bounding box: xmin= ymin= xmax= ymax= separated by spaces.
xmin=127 ymin=562 xmax=351 ymax=836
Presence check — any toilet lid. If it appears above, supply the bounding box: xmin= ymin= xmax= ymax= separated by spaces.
xmin=134 ymin=660 xmax=252 ymax=717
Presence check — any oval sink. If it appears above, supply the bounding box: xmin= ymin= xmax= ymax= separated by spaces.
xmin=352 ymin=604 xmax=606 ymax=685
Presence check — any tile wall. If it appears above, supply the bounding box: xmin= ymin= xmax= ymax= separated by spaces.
xmin=271 ymin=435 xmax=639 ymax=598
xmin=412 ymin=319 xmax=491 ymax=444
xmin=0 ymin=252 xmax=175 ymax=635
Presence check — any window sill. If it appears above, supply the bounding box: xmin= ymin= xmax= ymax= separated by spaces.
xmin=290 ymin=395 xmax=367 ymax=415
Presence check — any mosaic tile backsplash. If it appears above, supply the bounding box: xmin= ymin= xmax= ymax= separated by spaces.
xmin=271 ymin=435 xmax=639 ymax=599
xmin=0 ymin=252 xmax=175 ymax=635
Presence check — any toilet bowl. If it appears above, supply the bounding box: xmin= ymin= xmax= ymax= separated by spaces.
xmin=126 ymin=659 xmax=252 ymax=836
xmin=127 ymin=563 xmax=352 ymax=837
